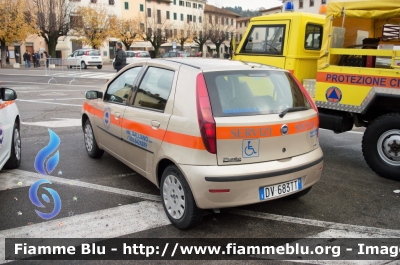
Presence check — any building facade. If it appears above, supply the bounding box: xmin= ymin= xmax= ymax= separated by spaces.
xmin=236 ymin=17 xmax=250 ymax=44
xmin=282 ymin=0 xmax=328 ymax=14
xmin=204 ymin=4 xmax=239 ymax=58
xmin=260 ymin=5 xmax=283 ymax=15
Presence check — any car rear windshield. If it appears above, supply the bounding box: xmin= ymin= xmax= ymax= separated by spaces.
xmin=203 ymin=70 xmax=310 ymax=117
xmin=88 ymin=50 xmax=100 ymax=56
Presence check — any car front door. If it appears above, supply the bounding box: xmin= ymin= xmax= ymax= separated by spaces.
xmin=122 ymin=64 xmax=177 ymax=177
xmin=0 ymin=89 xmax=16 ymax=168
xmin=93 ymin=67 xmax=143 ymax=160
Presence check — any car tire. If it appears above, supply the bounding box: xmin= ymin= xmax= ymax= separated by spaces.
xmin=97 ymin=65 xmax=102 ymax=69
xmin=4 ymin=122 xmax=21 ymax=169
xmin=284 ymin=187 xmax=312 ymax=199
xmin=362 ymin=113 xmax=400 ymax=181
xmin=81 ymin=61 xmax=87 ymax=69
xmin=84 ymin=119 xmax=104 ymax=158
xmin=160 ymin=165 xmax=203 ymax=229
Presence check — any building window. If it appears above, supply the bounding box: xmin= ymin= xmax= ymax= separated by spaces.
xmin=173 ymin=0 xmax=176 ymax=4
xmin=139 ymin=3 xmax=143 ymax=11
xmin=147 ymin=28 xmax=152 ymax=36
xmin=157 ymin=1 xmax=160 ymax=4
xmin=147 ymin=8 xmax=151 ymax=17
xmin=124 ymin=1 xmax=128 ymax=9
xmin=245 ymin=22 xmax=247 ymax=27
xmin=239 ymin=34 xmax=242 ymax=41
xmin=236 ymin=34 xmax=238 ymax=41
xmin=193 ymin=15 xmax=196 ymax=22
xmin=299 ymin=0 xmax=303 ymax=8
xmin=174 ymin=29 xmax=177 ymax=37
xmin=231 ymin=18 xmax=233 ymax=26
xmin=180 ymin=13 xmax=184 ymax=21
xmin=187 ymin=14 xmax=192 ymax=22
xmin=240 ymin=22 xmax=242 ymax=28
xmin=199 ymin=16 xmax=202 ymax=23
xmin=193 ymin=3 xmax=197 ymax=8
xmin=225 ymin=32 xmax=229 ymax=39
xmin=226 ymin=18 xmax=228 ymax=25
xmin=179 ymin=0 xmax=184 ymax=6
xmin=90 ymin=0 xmax=96 ymax=3
xmin=209 ymin=15 xmax=212 ymax=23
xmin=166 ymin=11 xmax=170 ymax=19
xmin=157 ymin=10 xmax=161 ymax=23
xmin=215 ymin=15 xmax=218 ymax=24
xmin=322 ymin=0 xmax=326 ymax=3
xmin=305 ymin=24 xmax=322 ymax=50
xmin=198 ymin=4 xmax=203 ymax=9
xmin=310 ymin=0 xmax=314 ymax=7
xmin=174 ymin=12 xmax=177 ymax=20
xmin=140 ymin=23 xmax=144 ymax=32
xmin=109 ymin=0 xmax=114 ymax=5
xmin=186 ymin=1 xmax=191 ymax=7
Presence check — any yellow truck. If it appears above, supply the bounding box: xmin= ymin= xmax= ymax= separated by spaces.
xmin=233 ymin=0 xmax=400 ymax=181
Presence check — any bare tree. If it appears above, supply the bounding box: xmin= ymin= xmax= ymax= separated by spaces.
xmin=33 ymin=0 xmax=75 ymax=58
xmin=208 ymin=22 xmax=234 ymax=57
xmin=193 ymin=21 xmax=213 ymax=56
xmin=141 ymin=6 xmax=173 ymax=57
xmin=176 ymin=22 xmax=196 ymax=52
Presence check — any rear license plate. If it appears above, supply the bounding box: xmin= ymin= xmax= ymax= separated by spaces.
xmin=259 ymin=178 xmax=302 ymax=200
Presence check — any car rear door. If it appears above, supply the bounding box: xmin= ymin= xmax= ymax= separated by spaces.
xmin=121 ymin=63 xmax=177 ymax=177
xmin=0 ymin=97 xmax=14 ymax=167
xmin=203 ymin=69 xmax=319 ymax=165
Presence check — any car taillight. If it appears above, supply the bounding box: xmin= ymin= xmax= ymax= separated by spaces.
xmin=85 ymin=51 xmax=89 ymax=56
xmin=291 ymin=73 xmax=319 ymax=137
xmin=136 ymin=53 xmax=140 ymax=57
xmin=196 ymin=73 xmax=216 ymax=154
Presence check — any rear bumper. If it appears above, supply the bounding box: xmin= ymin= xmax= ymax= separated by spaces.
xmin=179 ymin=147 xmax=324 ymax=209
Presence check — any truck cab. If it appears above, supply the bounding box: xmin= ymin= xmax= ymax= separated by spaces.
xmin=233 ymin=0 xmax=400 ymax=181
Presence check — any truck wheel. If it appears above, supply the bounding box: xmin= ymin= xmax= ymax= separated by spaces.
xmin=160 ymin=165 xmax=203 ymax=229
xmin=362 ymin=113 xmax=400 ymax=181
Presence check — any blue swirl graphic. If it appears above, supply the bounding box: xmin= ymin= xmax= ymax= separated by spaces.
xmin=29 ymin=179 xmax=62 ymax=220
xmin=34 ymin=129 xmax=60 ymax=175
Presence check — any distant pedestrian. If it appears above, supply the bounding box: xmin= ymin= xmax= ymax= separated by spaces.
xmin=43 ymin=51 xmax=51 ymax=68
xmin=36 ymin=51 xmax=41 ymax=67
xmin=32 ymin=52 xmax=37 ymax=67
xmin=23 ymin=51 xmax=29 ymax=68
xmin=113 ymin=42 xmax=127 ymax=73
xmin=212 ymin=52 xmax=218 ymax=58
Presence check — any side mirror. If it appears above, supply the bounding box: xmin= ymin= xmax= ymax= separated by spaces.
xmin=248 ymin=37 xmax=253 ymax=43
xmin=279 ymin=37 xmax=282 ymax=43
xmin=86 ymin=90 xmax=103 ymax=99
xmin=1 ymin=87 xmax=17 ymax=101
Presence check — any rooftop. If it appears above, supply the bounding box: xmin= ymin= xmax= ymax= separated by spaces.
xmin=204 ymin=4 xmax=241 ymax=17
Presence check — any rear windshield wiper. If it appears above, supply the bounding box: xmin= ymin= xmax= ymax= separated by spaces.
xmin=279 ymin=107 xmax=309 ymax=118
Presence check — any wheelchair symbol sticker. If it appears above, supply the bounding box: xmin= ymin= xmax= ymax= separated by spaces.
xmin=242 ymin=139 xmax=260 ymax=158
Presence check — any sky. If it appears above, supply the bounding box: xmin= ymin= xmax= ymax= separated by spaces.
xmin=206 ymin=0 xmax=284 ymax=11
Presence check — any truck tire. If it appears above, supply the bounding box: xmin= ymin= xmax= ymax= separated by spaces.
xmin=362 ymin=113 xmax=400 ymax=181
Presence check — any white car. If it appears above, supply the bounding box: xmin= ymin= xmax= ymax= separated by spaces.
xmin=67 ymin=49 xmax=103 ymax=69
xmin=112 ymin=50 xmax=151 ymax=69
xmin=0 ymin=87 xmax=21 ymax=170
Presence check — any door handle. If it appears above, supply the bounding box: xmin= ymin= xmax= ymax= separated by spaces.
xmin=115 ymin=112 xmax=121 ymax=119
xmin=151 ymin=120 xmax=160 ymax=129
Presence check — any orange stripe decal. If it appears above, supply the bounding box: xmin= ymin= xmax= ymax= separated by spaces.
xmin=84 ymin=102 xmax=206 ymax=150
xmin=317 ymin=72 xmax=400 ymax=89
xmin=0 ymin=101 xmax=14 ymax=110
xmin=216 ymin=117 xmax=318 ymax=140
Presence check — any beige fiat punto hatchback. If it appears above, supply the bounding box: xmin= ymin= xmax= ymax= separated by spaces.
xmin=82 ymin=58 xmax=324 ymax=229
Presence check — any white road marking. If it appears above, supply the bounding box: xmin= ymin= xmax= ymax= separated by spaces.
xmin=5 ymin=170 xmax=400 ymax=238
xmin=2 ymin=169 xmax=161 ymax=202
xmin=16 ymin=99 xmax=81 ymax=107
xmin=0 ymin=81 xmax=101 ymax=88
xmin=225 ymin=209 xmax=400 ymax=238
xmin=23 ymin=98 xmax=85 ymax=101
xmin=22 ymin=118 xmax=81 ymax=128
xmin=0 ymin=201 xmax=171 ymax=264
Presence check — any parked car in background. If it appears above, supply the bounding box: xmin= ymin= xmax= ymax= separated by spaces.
xmin=82 ymin=58 xmax=324 ymax=229
xmin=163 ymin=51 xmax=190 ymax=58
xmin=67 ymin=49 xmax=103 ymax=69
xmin=112 ymin=50 xmax=151 ymax=69
xmin=0 ymin=87 xmax=21 ymax=170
